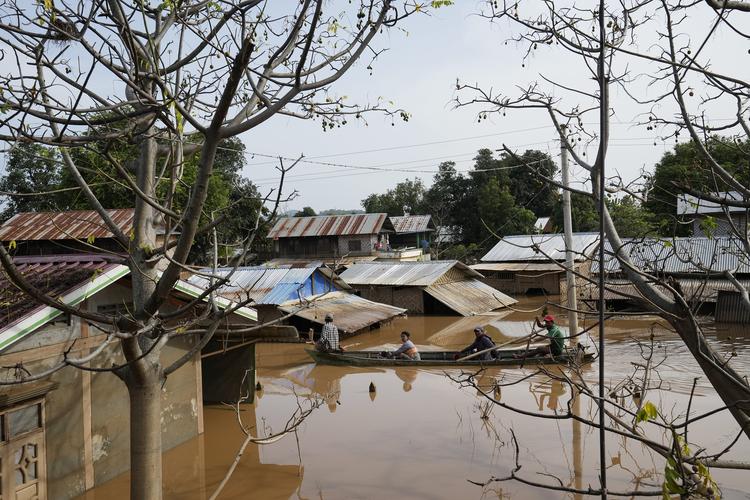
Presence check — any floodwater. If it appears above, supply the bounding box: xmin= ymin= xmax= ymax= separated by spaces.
xmin=82 ymin=297 xmax=750 ymax=499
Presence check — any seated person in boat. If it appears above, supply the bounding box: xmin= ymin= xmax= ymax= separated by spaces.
xmin=391 ymin=331 xmax=420 ymax=360
xmin=514 ymin=315 xmax=565 ymax=359
xmin=456 ymin=327 xmax=496 ymax=360
xmin=316 ymin=313 xmax=343 ymax=352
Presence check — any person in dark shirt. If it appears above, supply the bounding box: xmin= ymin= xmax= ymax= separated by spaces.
xmin=514 ymin=315 xmax=566 ymax=359
xmin=456 ymin=327 xmax=496 ymax=360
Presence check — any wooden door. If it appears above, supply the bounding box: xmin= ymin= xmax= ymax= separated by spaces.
xmin=0 ymin=400 xmax=47 ymax=500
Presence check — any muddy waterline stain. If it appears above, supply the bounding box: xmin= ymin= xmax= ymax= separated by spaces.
xmin=82 ymin=298 xmax=750 ymax=499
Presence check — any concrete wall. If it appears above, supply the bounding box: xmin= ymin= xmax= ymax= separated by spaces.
xmin=337 ymin=234 xmax=377 ymax=256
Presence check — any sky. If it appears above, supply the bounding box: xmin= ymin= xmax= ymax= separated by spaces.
xmin=236 ymin=2 xmax=748 ymax=214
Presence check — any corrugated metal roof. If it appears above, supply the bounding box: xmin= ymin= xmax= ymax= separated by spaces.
xmin=581 ymin=278 xmax=750 ymax=302
xmin=278 ymin=291 xmax=406 ymax=334
xmin=0 ymin=209 xmax=135 ymax=241
xmin=593 ymin=237 xmax=750 ymax=274
xmin=471 ymin=262 xmax=566 ymax=272
xmin=677 ymin=191 xmax=745 ymax=215
xmin=534 ymin=217 xmax=551 ymax=231
xmin=481 ymin=233 xmax=600 ymax=263
xmin=339 ymin=260 xmax=482 ymax=286
xmin=389 ymin=215 xmax=434 ymax=234
xmin=424 ymin=280 xmax=517 ymax=316
xmin=0 ymin=254 xmax=124 ymax=331
xmin=267 ymin=213 xmax=392 ymax=238
xmin=187 ymin=265 xmax=349 ymax=305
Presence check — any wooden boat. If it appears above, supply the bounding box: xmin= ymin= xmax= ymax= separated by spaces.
xmin=305 ymin=347 xmax=593 ymax=367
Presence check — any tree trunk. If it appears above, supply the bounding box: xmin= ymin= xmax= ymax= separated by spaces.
xmin=671 ymin=315 xmax=750 ymax=440
xmin=127 ymin=373 xmax=163 ymax=500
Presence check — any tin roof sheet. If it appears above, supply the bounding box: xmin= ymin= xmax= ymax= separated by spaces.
xmin=278 ymin=291 xmax=406 ymax=334
xmin=481 ymin=233 xmax=600 ymax=263
xmin=677 ymin=191 xmax=745 ymax=215
xmin=581 ymin=278 xmax=750 ymax=302
xmin=424 ymin=280 xmax=517 ymax=316
xmin=267 ymin=213 xmax=392 ymax=238
xmin=187 ymin=265 xmax=349 ymax=305
xmin=593 ymin=237 xmax=750 ymax=274
xmin=0 ymin=209 xmax=135 ymax=241
xmin=471 ymin=262 xmax=567 ymax=272
xmin=389 ymin=215 xmax=435 ymax=234
xmin=0 ymin=254 xmax=123 ymax=331
xmin=339 ymin=260 xmax=481 ymax=286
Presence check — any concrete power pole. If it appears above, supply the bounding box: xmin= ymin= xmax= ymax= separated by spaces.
xmin=560 ymin=127 xmax=579 ymax=338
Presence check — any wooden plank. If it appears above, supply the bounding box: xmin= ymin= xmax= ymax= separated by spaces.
xmin=79 ymin=317 xmax=95 ymax=491
xmin=0 ymin=334 xmax=108 ymax=366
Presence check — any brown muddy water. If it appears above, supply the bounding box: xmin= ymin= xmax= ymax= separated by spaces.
xmin=82 ymin=298 xmax=750 ymax=499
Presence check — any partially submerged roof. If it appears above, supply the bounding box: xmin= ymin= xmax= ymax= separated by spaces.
xmin=339 ymin=260 xmax=483 ymax=287
xmin=677 ymin=191 xmax=745 ymax=215
xmin=481 ymin=233 xmax=600 ymax=263
xmin=389 ymin=215 xmax=435 ymax=234
xmin=267 ymin=213 xmax=393 ymax=239
xmin=593 ymin=236 xmax=750 ymax=274
xmin=0 ymin=255 xmax=257 ymax=352
xmin=187 ymin=265 xmax=350 ymax=305
xmin=424 ymin=280 xmax=517 ymax=316
xmin=278 ymin=291 xmax=406 ymax=334
xmin=0 ymin=209 xmax=135 ymax=241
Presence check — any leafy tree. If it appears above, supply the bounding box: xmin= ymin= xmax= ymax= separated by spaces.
xmin=0 ymin=144 xmax=64 ymax=220
xmin=643 ymin=137 xmax=750 ymax=235
xmin=551 ymin=192 xmax=599 ymax=232
xmin=504 ymin=149 xmax=558 ymax=216
xmin=294 ymin=206 xmax=317 ymax=217
xmin=608 ymin=196 xmax=654 ymax=238
xmin=361 ymin=178 xmax=426 ymax=215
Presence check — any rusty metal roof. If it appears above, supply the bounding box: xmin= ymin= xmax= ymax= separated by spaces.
xmin=0 ymin=254 xmax=124 ymax=331
xmin=339 ymin=261 xmax=482 ymax=287
xmin=593 ymin=237 xmax=750 ymax=274
xmin=278 ymin=291 xmax=406 ymax=334
xmin=424 ymin=280 xmax=517 ymax=316
xmin=389 ymin=215 xmax=435 ymax=234
xmin=267 ymin=213 xmax=392 ymax=239
xmin=481 ymin=233 xmax=600 ymax=262
xmin=0 ymin=209 xmax=135 ymax=241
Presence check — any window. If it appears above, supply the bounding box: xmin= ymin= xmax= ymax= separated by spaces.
xmin=347 ymin=239 xmax=362 ymax=252
xmin=7 ymin=405 xmax=41 ymax=440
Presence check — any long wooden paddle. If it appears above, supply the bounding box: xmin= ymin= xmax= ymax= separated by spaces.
xmin=456 ymin=331 xmax=538 ymax=362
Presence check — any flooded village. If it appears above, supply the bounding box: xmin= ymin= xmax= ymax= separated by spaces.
xmin=0 ymin=1 xmax=749 ymax=500
xmin=0 ymin=210 xmax=748 ymax=499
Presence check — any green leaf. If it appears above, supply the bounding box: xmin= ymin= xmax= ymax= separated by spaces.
xmin=636 ymin=401 xmax=658 ymax=423
xmin=86 ymin=234 xmax=95 ymax=245
xmin=8 ymin=240 xmax=16 ymax=250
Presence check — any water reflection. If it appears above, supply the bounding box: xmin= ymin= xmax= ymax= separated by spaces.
xmin=81 ymin=297 xmax=750 ymax=499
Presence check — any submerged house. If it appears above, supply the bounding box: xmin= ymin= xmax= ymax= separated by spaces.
xmin=473 ymin=233 xmax=599 ymax=295
xmin=187 ymin=265 xmax=405 ymax=336
xmin=339 ymin=261 xmax=517 ymax=316
xmin=0 ymin=253 xmax=257 ymax=499
xmin=586 ymin=236 xmax=750 ymax=312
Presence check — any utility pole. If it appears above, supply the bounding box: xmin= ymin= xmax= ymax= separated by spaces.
xmin=560 ymin=126 xmax=579 ymax=338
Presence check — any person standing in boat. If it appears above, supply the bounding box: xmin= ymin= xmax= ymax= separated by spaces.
xmin=317 ymin=313 xmax=343 ymax=352
xmin=392 ymin=331 xmax=420 ymax=360
xmin=456 ymin=327 xmax=496 ymax=361
xmin=514 ymin=315 xmax=565 ymax=359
